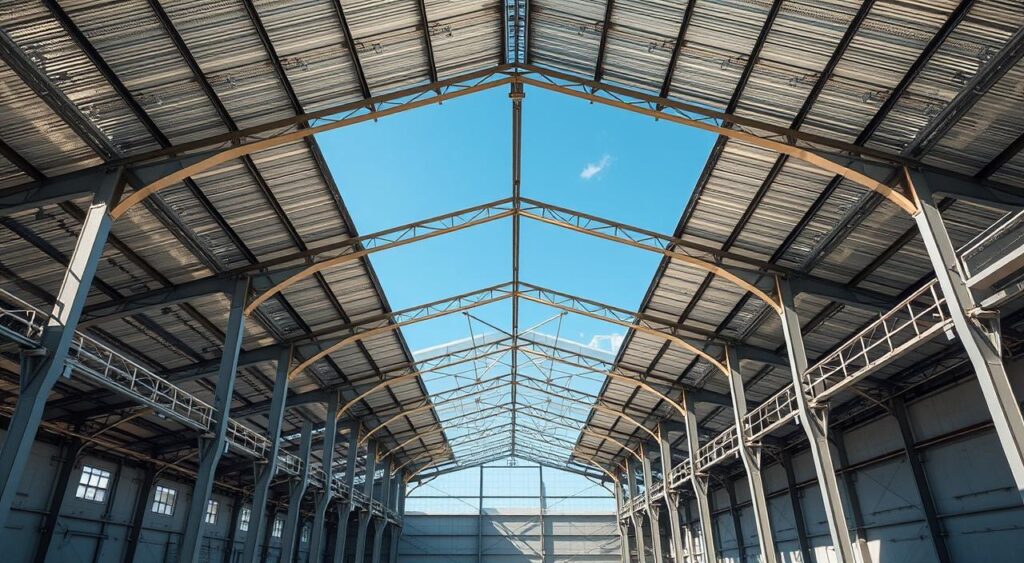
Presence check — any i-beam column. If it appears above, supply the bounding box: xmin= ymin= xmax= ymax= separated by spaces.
xmin=724 ymin=347 xmax=777 ymax=563
xmin=0 ymin=169 xmax=124 ymax=528
xmin=333 ymin=418 xmax=361 ymax=563
xmin=387 ymin=473 xmax=405 ymax=563
xmin=778 ymin=278 xmax=855 ymax=562
xmin=178 ymin=278 xmax=250 ymax=563
xmin=309 ymin=394 xmax=340 ymax=561
xmin=615 ymin=483 xmax=632 ymax=562
xmin=908 ymin=169 xmax=1024 ymax=500
xmin=281 ymin=423 xmax=314 ymax=562
xmin=626 ymin=459 xmax=648 ymax=562
xmin=370 ymin=456 xmax=393 ymax=563
xmin=683 ymin=392 xmax=717 ymax=563
xmin=353 ymin=440 xmax=379 ymax=563
xmin=243 ymin=347 xmax=293 ymax=563
xmin=657 ymin=427 xmax=685 ymax=563
xmin=640 ymin=446 xmax=665 ymax=563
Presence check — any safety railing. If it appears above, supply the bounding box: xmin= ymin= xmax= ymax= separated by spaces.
xmin=745 ymin=385 xmax=800 ymax=442
xmin=696 ymin=426 xmax=740 ymax=470
xmin=0 ymin=290 xmax=45 ymax=347
xmin=961 ymin=209 xmax=1024 ymax=285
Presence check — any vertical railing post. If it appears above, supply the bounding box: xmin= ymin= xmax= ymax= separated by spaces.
xmin=0 ymin=168 xmax=124 ymax=528
xmin=332 ymin=418 xmax=361 ymax=563
xmin=725 ymin=346 xmax=777 ymax=563
xmin=309 ymin=393 xmax=340 ymax=561
xmin=281 ymin=422 xmax=314 ymax=562
xmin=178 ymin=277 xmax=250 ymax=563
xmin=243 ymin=346 xmax=293 ymax=563
xmin=777 ymin=277 xmax=855 ymax=562
xmin=683 ymin=391 xmax=717 ymax=563
xmin=907 ymin=169 xmax=1024 ymax=501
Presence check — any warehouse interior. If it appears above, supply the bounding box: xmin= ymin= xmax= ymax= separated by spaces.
xmin=1 ymin=1 xmax=1024 ymax=562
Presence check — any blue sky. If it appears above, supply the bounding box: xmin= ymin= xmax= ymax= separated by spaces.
xmin=317 ymin=86 xmax=716 ymax=355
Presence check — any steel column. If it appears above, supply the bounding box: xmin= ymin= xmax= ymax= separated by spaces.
xmin=909 ymin=170 xmax=1024 ymax=501
xmin=223 ymin=494 xmax=243 ymax=563
xmin=626 ymin=459 xmax=649 ymax=562
xmin=121 ymin=464 xmax=156 ymax=563
xmin=370 ymin=456 xmax=393 ymax=563
xmin=354 ymin=440 xmax=379 ymax=563
xmin=310 ymin=394 xmax=340 ymax=561
xmin=332 ymin=418 xmax=361 ymax=563
xmin=616 ymin=484 xmax=632 ymax=562
xmin=890 ymin=396 xmax=953 ymax=563
xmin=177 ymin=277 xmax=249 ymax=563
xmin=833 ymin=431 xmax=873 ymax=563
xmin=683 ymin=392 xmax=717 ymax=563
xmin=681 ymin=501 xmax=697 ymax=563
xmin=243 ymin=346 xmax=293 ymax=563
xmin=281 ymin=423 xmax=314 ymax=562
xmin=641 ymin=448 xmax=665 ymax=562
xmin=778 ymin=278 xmax=856 ymax=562
xmin=779 ymin=451 xmax=812 ymax=563
xmin=387 ymin=477 xmax=405 ymax=563
xmin=658 ymin=428 xmax=685 ymax=563
xmin=32 ymin=435 xmax=81 ymax=563
xmin=0 ymin=170 xmax=122 ymax=528
xmin=724 ymin=480 xmax=745 ymax=561
xmin=725 ymin=347 xmax=777 ymax=563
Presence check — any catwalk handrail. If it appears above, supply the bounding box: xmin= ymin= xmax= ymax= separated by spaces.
xmin=618 ymin=278 xmax=957 ymax=515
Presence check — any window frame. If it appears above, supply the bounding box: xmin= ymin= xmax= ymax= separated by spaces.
xmin=74 ymin=465 xmax=112 ymax=504
xmin=151 ymin=484 xmax=177 ymax=516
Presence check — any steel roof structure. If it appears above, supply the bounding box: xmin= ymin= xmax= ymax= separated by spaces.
xmin=1 ymin=3 xmax=1024 ymax=561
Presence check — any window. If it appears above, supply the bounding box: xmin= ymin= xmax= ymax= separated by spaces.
xmin=74 ymin=465 xmax=111 ymax=503
xmin=271 ymin=518 xmax=284 ymax=538
xmin=151 ymin=485 xmax=177 ymax=515
xmin=239 ymin=507 xmax=251 ymax=532
xmin=204 ymin=499 xmax=219 ymax=525
xmin=301 ymin=525 xmax=309 ymax=543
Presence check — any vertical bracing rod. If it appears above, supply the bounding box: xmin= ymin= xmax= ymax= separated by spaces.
xmin=907 ymin=169 xmax=1024 ymax=502
xmin=724 ymin=347 xmax=777 ymax=563
xmin=0 ymin=168 xmax=123 ymax=528
xmin=178 ymin=277 xmax=250 ymax=563
xmin=778 ymin=277 xmax=856 ymax=562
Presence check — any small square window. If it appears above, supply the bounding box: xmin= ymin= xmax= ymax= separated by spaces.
xmin=75 ymin=465 xmax=112 ymax=503
xmin=301 ymin=525 xmax=309 ymax=543
xmin=204 ymin=499 xmax=219 ymax=525
xmin=239 ymin=507 xmax=251 ymax=532
xmin=272 ymin=518 xmax=284 ymax=538
xmin=151 ymin=485 xmax=177 ymax=515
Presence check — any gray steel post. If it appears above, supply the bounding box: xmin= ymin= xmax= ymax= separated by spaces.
xmin=281 ymin=423 xmax=314 ymax=563
xmin=243 ymin=346 xmax=294 ymax=563
xmin=178 ymin=277 xmax=250 ymax=563
xmin=332 ymin=418 xmax=361 ymax=562
xmin=641 ymin=448 xmax=665 ymax=562
xmin=909 ymin=170 xmax=1024 ymax=500
xmin=890 ymin=396 xmax=952 ymax=563
xmin=388 ymin=477 xmax=405 ymax=563
xmin=309 ymin=394 xmax=340 ymax=561
xmin=725 ymin=480 xmax=745 ymax=561
xmin=777 ymin=277 xmax=855 ymax=562
xmin=725 ymin=347 xmax=777 ymax=563
xmin=657 ymin=429 xmax=685 ymax=562
xmin=33 ymin=435 xmax=81 ymax=563
xmin=680 ymin=501 xmax=697 ymax=563
xmin=354 ymin=440 xmax=379 ymax=563
xmin=833 ymin=430 xmax=873 ymax=563
xmin=0 ymin=169 xmax=123 ymax=528
xmin=615 ymin=484 xmax=632 ymax=562
xmin=779 ymin=450 xmax=812 ymax=563
xmin=626 ymin=459 xmax=648 ymax=562
xmin=370 ymin=456 xmax=393 ymax=563
xmin=122 ymin=464 xmax=156 ymax=563
xmin=683 ymin=392 xmax=717 ymax=563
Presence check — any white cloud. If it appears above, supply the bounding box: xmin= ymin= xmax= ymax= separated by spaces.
xmin=579 ymin=154 xmax=611 ymax=180
xmin=586 ymin=333 xmax=624 ymax=353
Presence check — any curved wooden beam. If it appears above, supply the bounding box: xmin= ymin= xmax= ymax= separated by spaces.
xmin=520 ymin=208 xmax=782 ymax=313
xmin=517 ymin=290 xmax=730 ymax=376
xmin=244 ymin=202 xmax=514 ymax=316
xmin=109 ymin=75 xmax=515 ymax=219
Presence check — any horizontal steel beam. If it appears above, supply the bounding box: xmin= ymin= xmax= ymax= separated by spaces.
xmin=80 ymin=276 xmax=239 ymax=326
